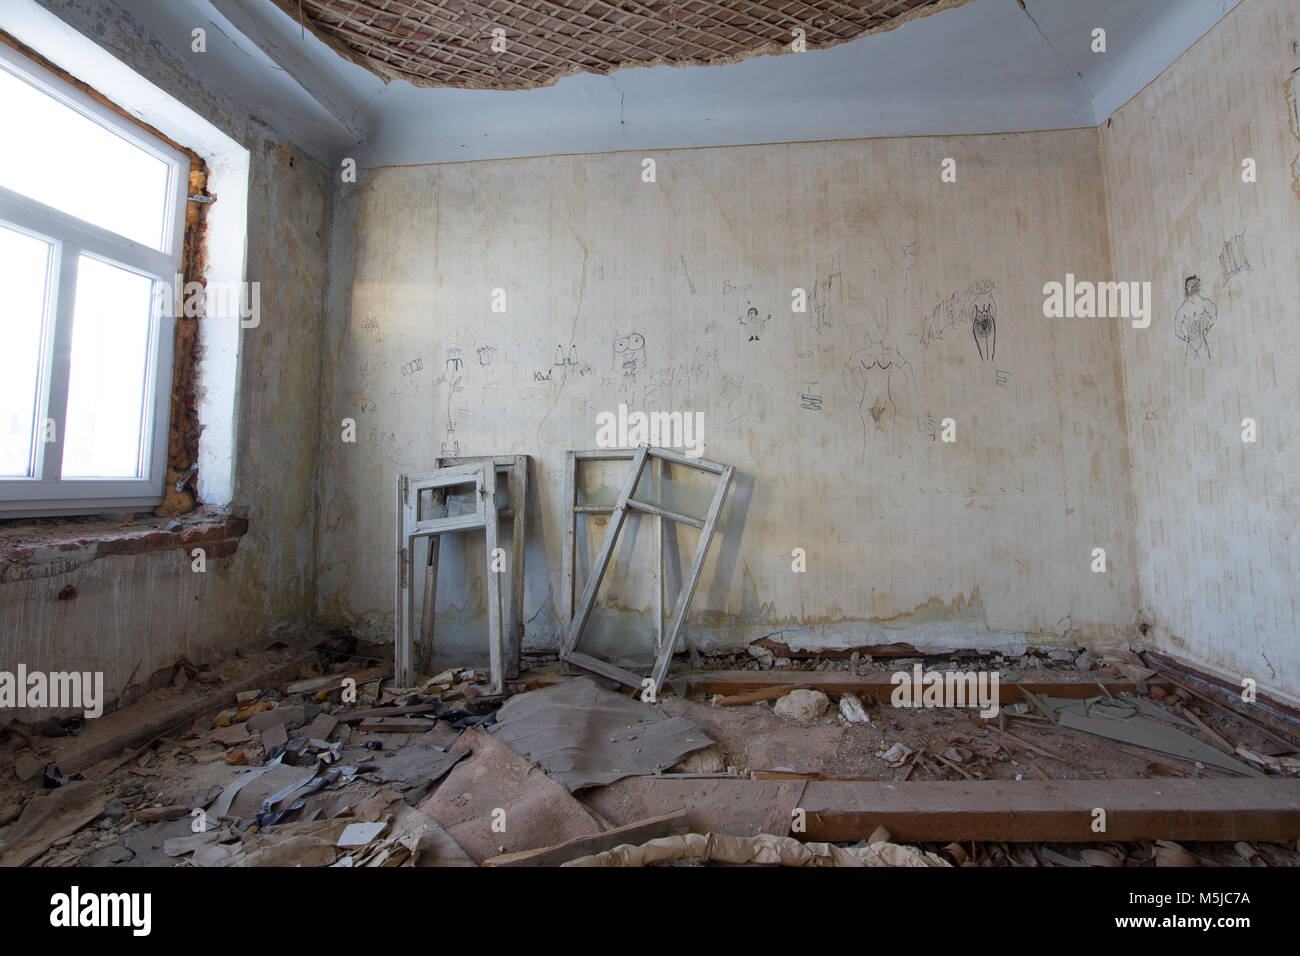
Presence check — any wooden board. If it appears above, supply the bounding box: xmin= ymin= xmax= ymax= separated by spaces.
xmin=799 ymin=778 xmax=1300 ymax=843
xmin=283 ymin=664 xmax=391 ymax=696
xmin=686 ymin=671 xmax=1171 ymax=702
xmin=53 ymin=649 xmax=316 ymax=774
xmin=482 ymin=811 xmax=689 ymax=867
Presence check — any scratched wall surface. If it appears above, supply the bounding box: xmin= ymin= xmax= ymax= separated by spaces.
xmin=318 ymin=128 xmax=1138 ymax=657
xmin=1101 ymin=0 xmax=1300 ymax=700
xmin=0 ymin=1 xmax=329 ymax=703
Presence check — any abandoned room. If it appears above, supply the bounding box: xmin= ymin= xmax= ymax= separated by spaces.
xmin=0 ymin=0 xmax=1297 ymax=901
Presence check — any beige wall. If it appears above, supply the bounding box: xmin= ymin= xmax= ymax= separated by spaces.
xmin=1101 ymin=0 xmax=1300 ymax=700
xmin=318 ymin=128 xmax=1138 ymax=656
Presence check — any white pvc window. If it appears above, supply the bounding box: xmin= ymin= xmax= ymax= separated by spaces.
xmin=0 ymin=43 xmax=187 ymax=516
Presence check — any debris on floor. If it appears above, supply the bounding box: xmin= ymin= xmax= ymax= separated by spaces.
xmin=487 ymin=677 xmax=713 ymax=790
xmin=1021 ymin=691 xmax=1266 ymax=778
xmin=773 ymin=689 xmax=830 ymax=722
xmin=563 ymin=831 xmax=950 ymax=867
xmin=2 ymin=636 xmax=1298 ymax=868
xmin=420 ymin=727 xmax=604 ymax=863
xmin=0 ymin=779 xmax=106 ymax=867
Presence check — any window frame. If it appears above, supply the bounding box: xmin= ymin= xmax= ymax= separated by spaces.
xmin=0 ymin=41 xmax=189 ymax=517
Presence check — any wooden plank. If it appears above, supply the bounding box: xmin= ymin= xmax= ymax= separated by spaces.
xmin=482 ymin=811 xmax=689 ymax=867
xmin=572 ymin=449 xmax=640 ymax=460
xmin=648 ymin=446 xmax=726 ymax=474
xmin=284 ymin=664 xmax=392 ymax=696
xmin=653 ymin=456 xmax=664 ymax=656
xmin=482 ymin=464 xmax=505 ymax=694
xmin=685 ymin=671 xmax=1170 ymax=701
xmin=715 ymin=684 xmax=813 ymax=706
xmin=395 ymin=474 xmax=409 ymax=686
xmin=1145 ymin=657 xmax=1300 ymax=749
xmin=626 ymin=497 xmax=706 ymax=529
xmin=506 ymin=455 xmax=527 ymax=679
xmin=421 ymin=531 xmax=440 ymax=676
xmin=564 ymin=650 xmax=645 ymax=691
xmin=800 ymin=779 xmax=1300 ymax=843
xmin=336 ymin=702 xmax=440 ymax=724
xmin=358 ymin=717 xmax=441 ymax=732
xmin=561 ymin=450 xmax=576 ymax=637
xmin=53 ymin=649 xmax=317 ymax=774
xmin=1145 ymin=650 xmax=1300 ymax=731
xmin=753 ymin=770 xmax=876 ymax=781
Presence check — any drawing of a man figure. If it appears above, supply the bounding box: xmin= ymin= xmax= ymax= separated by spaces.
xmin=1173 ymin=275 xmax=1216 ymax=359
xmin=436 ymin=348 xmax=466 ymax=456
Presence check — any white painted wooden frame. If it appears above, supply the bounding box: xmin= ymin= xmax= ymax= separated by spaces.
xmin=560 ymin=446 xmax=734 ymax=697
xmin=0 ymin=41 xmax=188 ymax=515
xmin=436 ymin=454 xmax=528 ymax=679
xmin=395 ymin=464 xmax=505 ymax=693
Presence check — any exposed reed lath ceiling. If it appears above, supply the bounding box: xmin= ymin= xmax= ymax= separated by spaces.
xmin=269 ymin=0 xmax=953 ymax=90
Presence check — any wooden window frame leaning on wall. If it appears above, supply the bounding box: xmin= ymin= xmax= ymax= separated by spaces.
xmin=395 ymin=463 xmax=506 ymax=693
xmin=561 ymin=445 xmax=734 ymax=699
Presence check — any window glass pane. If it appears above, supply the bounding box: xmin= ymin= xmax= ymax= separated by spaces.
xmin=418 ymin=481 xmax=479 ymax=522
xmin=0 ymin=66 xmax=172 ymax=251
xmin=61 ymin=256 xmax=155 ymax=479
xmin=0 ymin=223 xmax=51 ymax=477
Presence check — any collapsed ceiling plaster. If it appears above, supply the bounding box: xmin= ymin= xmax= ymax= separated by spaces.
xmin=266 ymin=0 xmax=959 ymax=90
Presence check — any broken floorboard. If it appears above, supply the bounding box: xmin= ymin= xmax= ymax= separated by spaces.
xmin=800 ymin=779 xmax=1300 ymax=844
xmin=483 ymin=811 xmax=690 ymax=867
xmin=52 ymin=647 xmax=318 ymax=775
xmin=684 ymin=671 xmax=1171 ymax=702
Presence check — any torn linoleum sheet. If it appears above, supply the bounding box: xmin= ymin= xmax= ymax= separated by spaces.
xmin=363 ymin=745 xmax=467 ymax=793
xmin=420 ymin=728 xmax=605 ymax=863
xmin=1038 ymin=694 xmax=1265 ymax=778
xmin=488 ymin=677 xmax=713 ymax=790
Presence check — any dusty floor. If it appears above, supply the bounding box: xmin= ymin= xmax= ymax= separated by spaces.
xmin=0 ymin=639 xmax=1297 ymax=868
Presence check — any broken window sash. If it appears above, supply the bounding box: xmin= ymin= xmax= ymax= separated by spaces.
xmin=561 ymin=445 xmax=734 ymax=697
xmin=436 ymin=454 xmax=528 ymax=680
xmin=395 ymin=463 xmax=505 ymax=693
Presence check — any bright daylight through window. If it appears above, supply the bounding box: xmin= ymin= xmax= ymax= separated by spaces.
xmin=0 ymin=42 xmax=187 ymax=516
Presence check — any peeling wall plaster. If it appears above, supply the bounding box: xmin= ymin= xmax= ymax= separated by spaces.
xmin=3 ymin=0 xmax=1288 ymax=706
xmin=1101 ymin=0 xmax=1300 ymax=701
xmin=317 ymin=129 xmax=1139 ymax=658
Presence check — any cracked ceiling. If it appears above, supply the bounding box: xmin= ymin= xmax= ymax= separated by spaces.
xmin=267 ymin=0 xmax=955 ymax=90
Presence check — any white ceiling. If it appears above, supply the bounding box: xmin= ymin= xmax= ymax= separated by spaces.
xmin=112 ymin=0 xmax=1240 ymax=166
